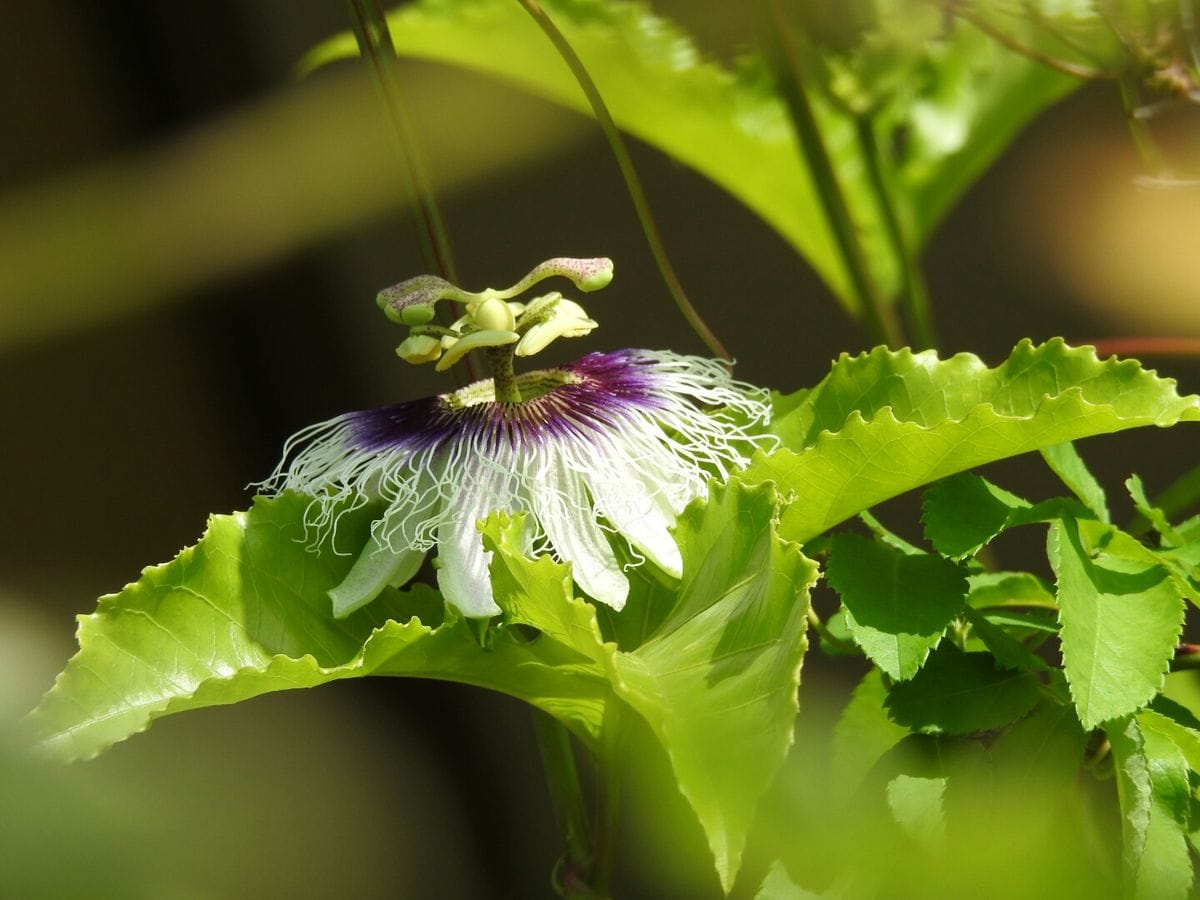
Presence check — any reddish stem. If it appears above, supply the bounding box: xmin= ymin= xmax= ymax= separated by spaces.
xmin=1083 ymin=337 xmax=1200 ymax=358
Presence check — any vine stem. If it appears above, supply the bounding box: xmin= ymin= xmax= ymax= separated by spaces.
xmin=806 ymin=607 xmax=857 ymax=654
xmin=758 ymin=0 xmax=905 ymax=350
xmin=590 ymin=700 xmax=626 ymax=895
xmin=515 ymin=0 xmax=731 ymax=366
xmin=531 ymin=710 xmax=602 ymax=899
xmin=854 ymin=116 xmax=938 ymax=350
xmin=345 ymin=0 xmax=482 ymax=383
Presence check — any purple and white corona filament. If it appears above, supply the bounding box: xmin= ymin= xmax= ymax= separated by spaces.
xmin=257 ymin=259 xmax=775 ymax=618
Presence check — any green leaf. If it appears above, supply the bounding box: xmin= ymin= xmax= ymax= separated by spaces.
xmin=1128 ymin=474 xmax=1183 ymax=547
xmin=1041 ymin=441 xmax=1110 ymax=523
xmin=609 ymin=477 xmax=819 ymax=891
xmin=752 ymin=340 xmax=1200 ymax=544
xmin=1053 ymin=519 xmax=1186 ymax=729
xmin=825 ymin=534 xmax=967 ymax=680
xmin=1142 ymin=705 xmax=1200 ymax=779
xmin=1108 ymin=714 xmax=1194 ymax=900
xmin=754 ymin=860 xmax=820 ymax=900
xmin=302 ymin=0 xmax=1078 ymax=312
xmin=961 ymin=607 xmax=1050 ymax=674
xmin=884 ymin=644 xmax=1041 ymax=735
xmin=987 ymin=700 xmax=1088 ymax=793
xmin=885 ymin=774 xmax=947 ymax=853
xmin=921 ymin=473 xmax=1031 ymax=558
xmin=831 ymin=669 xmax=910 ymax=798
xmin=966 ymin=571 xmax=1056 ymax=610
xmin=481 ymin=512 xmax=610 ymax=665
xmin=26 ymin=494 xmax=614 ymax=761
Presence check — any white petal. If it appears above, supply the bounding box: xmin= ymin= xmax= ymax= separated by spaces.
xmin=530 ymin=450 xmax=629 ymax=609
xmin=435 ymin=474 xmax=505 ymax=617
xmin=329 ymin=531 xmax=426 ymax=619
xmin=583 ymin=434 xmax=684 ymax=578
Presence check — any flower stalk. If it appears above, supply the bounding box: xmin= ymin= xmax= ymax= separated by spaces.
xmin=486 ymin=345 xmax=522 ymax=403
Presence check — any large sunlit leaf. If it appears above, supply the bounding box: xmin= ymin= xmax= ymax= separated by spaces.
xmin=302 ymin=0 xmax=1078 ymax=312
xmin=1052 ymin=519 xmax=1186 ymax=729
xmin=26 ymin=494 xmax=614 ymax=762
xmin=609 ymin=477 xmax=819 ymax=892
xmin=750 ymin=340 xmax=1200 ymax=545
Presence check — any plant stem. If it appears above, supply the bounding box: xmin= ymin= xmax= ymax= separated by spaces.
xmin=854 ymin=115 xmax=938 ymax=350
xmin=806 ymin=606 xmax=857 ymax=654
xmin=345 ymin=0 xmax=482 ymax=383
xmin=590 ymin=701 xmax=626 ymax=895
xmin=531 ymin=710 xmax=597 ymax=898
xmin=515 ymin=0 xmax=731 ymax=366
xmin=346 ymin=0 xmax=458 ymax=283
xmin=759 ymin=0 xmax=905 ymax=349
xmin=1117 ymin=75 xmax=1165 ymax=173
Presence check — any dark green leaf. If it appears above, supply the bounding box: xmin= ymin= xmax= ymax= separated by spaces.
xmin=922 ymin=473 xmax=1030 ymax=558
xmin=826 ymin=534 xmax=967 ymax=680
xmin=987 ymin=701 xmax=1087 ymax=793
xmin=961 ymin=607 xmax=1050 ymax=673
xmin=884 ymin=644 xmax=1041 ymax=735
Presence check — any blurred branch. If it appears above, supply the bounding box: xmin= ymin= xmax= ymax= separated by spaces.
xmin=1085 ymin=337 xmax=1200 ymax=358
xmin=854 ymin=116 xmax=938 ymax=350
xmin=758 ymin=0 xmax=904 ymax=349
xmin=346 ymin=0 xmax=458 ymax=284
xmin=0 ymin=71 xmax=585 ymax=350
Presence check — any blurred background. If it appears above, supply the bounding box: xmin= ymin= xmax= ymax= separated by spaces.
xmin=1 ymin=1 xmax=1198 ymax=897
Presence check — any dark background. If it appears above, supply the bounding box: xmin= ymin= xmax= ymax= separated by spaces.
xmin=2 ymin=2 xmax=1197 ymax=898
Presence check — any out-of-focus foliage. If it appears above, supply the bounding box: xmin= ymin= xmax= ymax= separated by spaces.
xmin=0 ymin=67 xmax=586 ymax=349
xmin=305 ymin=0 xmax=1079 ymax=317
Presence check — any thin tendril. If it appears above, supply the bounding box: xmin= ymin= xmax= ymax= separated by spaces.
xmin=515 ymin=0 xmax=731 ymax=366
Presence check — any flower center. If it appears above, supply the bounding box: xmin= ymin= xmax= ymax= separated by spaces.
xmin=445 ymin=368 xmax=582 ymax=410
xmin=378 ymin=258 xmax=613 ymax=402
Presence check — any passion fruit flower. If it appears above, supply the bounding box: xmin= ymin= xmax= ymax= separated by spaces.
xmin=257 ymin=259 xmax=775 ymax=619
